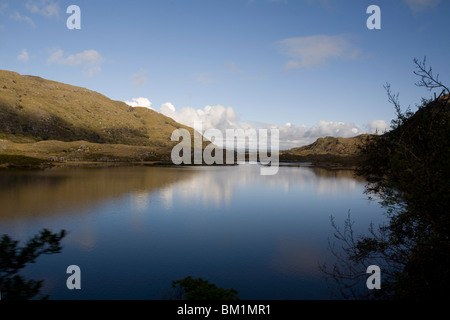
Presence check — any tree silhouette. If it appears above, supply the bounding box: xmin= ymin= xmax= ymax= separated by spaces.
xmin=0 ymin=229 xmax=66 ymax=300
xmin=321 ymin=57 xmax=450 ymax=300
xmin=170 ymin=276 xmax=239 ymax=300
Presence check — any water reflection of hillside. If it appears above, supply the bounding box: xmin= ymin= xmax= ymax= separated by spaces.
xmin=0 ymin=166 xmax=196 ymax=222
xmin=0 ymin=165 xmax=364 ymax=222
xmin=0 ymin=164 xmax=374 ymax=299
xmin=310 ymin=167 xmax=363 ymax=181
xmin=159 ymin=165 xmax=364 ymax=209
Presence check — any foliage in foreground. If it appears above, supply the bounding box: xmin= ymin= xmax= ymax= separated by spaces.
xmin=171 ymin=276 xmax=240 ymax=300
xmin=0 ymin=229 xmax=66 ymax=300
xmin=321 ymin=57 xmax=450 ymax=300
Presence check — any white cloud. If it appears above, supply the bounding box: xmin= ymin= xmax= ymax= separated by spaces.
xmin=132 ymin=70 xmax=148 ymax=87
xmin=276 ymin=35 xmax=360 ymax=69
xmin=160 ymin=102 xmax=176 ymax=113
xmin=48 ymin=49 xmax=102 ymax=66
xmin=404 ymin=0 xmax=441 ymax=12
xmin=26 ymin=0 xmax=60 ymax=18
xmin=48 ymin=49 xmax=103 ymax=77
xmin=47 ymin=49 xmax=64 ymax=64
xmin=127 ymin=97 xmax=388 ymax=149
xmin=125 ymin=97 xmax=153 ymax=109
xmin=160 ymin=103 xmax=243 ymax=133
xmin=10 ymin=11 xmax=35 ymax=28
xmin=364 ymin=120 xmax=390 ymax=134
xmin=156 ymin=101 xmax=386 ymax=149
xmin=17 ymin=49 xmax=29 ymax=62
xmin=274 ymin=120 xmax=365 ymax=149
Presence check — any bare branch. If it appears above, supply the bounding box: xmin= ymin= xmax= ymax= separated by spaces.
xmin=413 ymin=57 xmax=450 ymax=95
xmin=383 ymin=83 xmax=403 ymax=119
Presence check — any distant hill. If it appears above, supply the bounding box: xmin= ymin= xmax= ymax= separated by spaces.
xmin=0 ymin=70 xmax=206 ymax=166
xmin=279 ymin=134 xmax=373 ymax=168
xmin=286 ymin=134 xmax=372 ymax=156
xmin=280 ymin=94 xmax=450 ymax=168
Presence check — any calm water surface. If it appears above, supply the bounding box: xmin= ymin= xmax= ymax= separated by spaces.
xmin=0 ymin=165 xmax=385 ymax=300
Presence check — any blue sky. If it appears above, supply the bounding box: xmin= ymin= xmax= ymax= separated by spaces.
xmin=1 ymin=0 xmax=449 ymax=148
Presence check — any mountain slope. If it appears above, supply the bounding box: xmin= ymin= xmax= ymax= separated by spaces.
xmin=0 ymin=70 xmax=192 ymax=147
xmin=279 ymin=134 xmax=373 ymax=168
xmin=286 ymin=134 xmax=372 ymax=156
xmin=0 ymin=70 xmax=209 ymax=166
xmin=280 ymin=94 xmax=450 ymax=168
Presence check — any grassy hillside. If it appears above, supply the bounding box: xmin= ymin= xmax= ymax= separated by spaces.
xmin=0 ymin=70 xmax=194 ymax=147
xmin=280 ymin=134 xmax=373 ymax=168
xmin=285 ymin=134 xmax=372 ymax=156
xmin=0 ymin=139 xmax=174 ymax=165
xmin=0 ymin=70 xmax=212 ymax=166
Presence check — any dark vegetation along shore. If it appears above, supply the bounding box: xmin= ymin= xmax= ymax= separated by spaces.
xmin=321 ymin=57 xmax=450 ymax=300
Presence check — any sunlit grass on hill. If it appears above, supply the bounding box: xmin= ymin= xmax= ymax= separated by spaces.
xmin=0 ymin=70 xmax=194 ymax=148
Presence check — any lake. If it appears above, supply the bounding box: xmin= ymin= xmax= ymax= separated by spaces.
xmin=0 ymin=164 xmax=386 ymax=300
